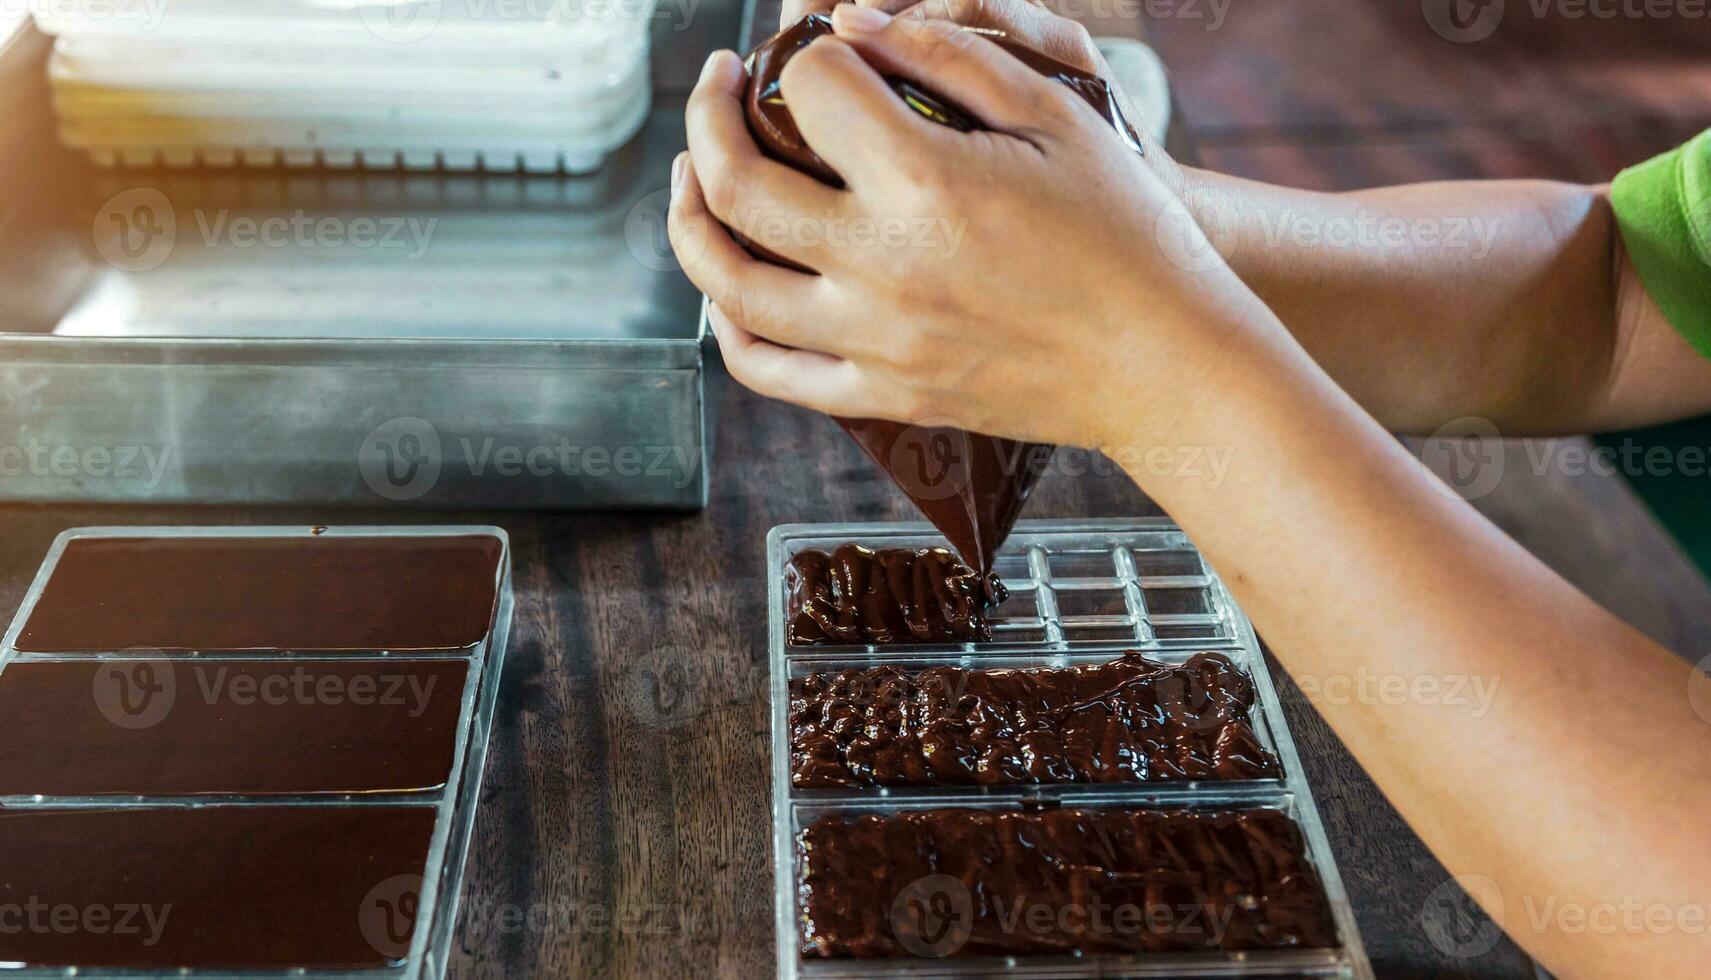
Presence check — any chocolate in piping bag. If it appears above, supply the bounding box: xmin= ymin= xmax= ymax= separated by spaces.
xmin=742 ymin=14 xmax=1143 ymax=574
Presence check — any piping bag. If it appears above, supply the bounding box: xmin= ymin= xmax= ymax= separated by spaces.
xmin=739 ymin=13 xmax=1145 ymax=577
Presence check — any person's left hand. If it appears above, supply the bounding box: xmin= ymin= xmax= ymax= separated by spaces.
xmin=669 ymin=6 xmax=1283 ymax=452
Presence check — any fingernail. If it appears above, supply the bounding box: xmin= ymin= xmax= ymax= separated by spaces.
xmin=832 ymin=3 xmax=891 ymax=32
xmin=670 ymin=151 xmax=688 ymax=190
xmin=699 ymin=49 xmax=732 ymax=85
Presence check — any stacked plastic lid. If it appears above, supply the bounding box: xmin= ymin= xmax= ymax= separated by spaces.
xmin=35 ymin=0 xmax=654 ymax=172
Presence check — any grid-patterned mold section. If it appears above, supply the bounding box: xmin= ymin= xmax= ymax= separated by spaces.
xmin=768 ymin=519 xmax=1373 ymax=980
xmin=782 ymin=526 xmax=1234 ymax=656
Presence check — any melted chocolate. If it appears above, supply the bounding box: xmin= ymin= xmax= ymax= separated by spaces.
xmin=0 ymin=806 xmax=437 ymax=968
xmin=0 ymin=659 xmax=469 ymax=797
xmin=787 ymin=544 xmax=1004 ymax=645
xmin=745 ymin=15 xmax=1133 ymax=573
xmin=798 ymin=807 xmax=1338 ymax=958
xmin=790 ymin=652 xmax=1277 ymax=787
xmin=16 ymin=534 xmax=503 ymax=653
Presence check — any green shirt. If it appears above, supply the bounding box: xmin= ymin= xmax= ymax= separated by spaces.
xmin=1604 ymin=130 xmax=1711 ymax=578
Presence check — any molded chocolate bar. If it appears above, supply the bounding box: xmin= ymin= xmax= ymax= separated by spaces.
xmin=0 ymin=806 xmax=437 ymax=969
xmin=744 ymin=13 xmax=1151 ymax=574
xmin=0 ymin=658 xmax=470 ymax=796
xmin=798 ymin=807 xmax=1339 ymax=958
xmin=786 ymin=544 xmax=1004 ymax=645
xmin=15 ymin=534 xmax=503 ymax=652
xmin=790 ymin=651 xmax=1277 ymax=787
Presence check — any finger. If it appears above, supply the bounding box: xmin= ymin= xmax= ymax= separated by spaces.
xmin=686 ymin=49 xmax=847 ymax=269
xmin=708 ymin=305 xmax=877 ymax=417
xmin=894 ymin=0 xmax=1102 ymax=75
xmin=829 ymin=6 xmax=1082 ymax=141
xmin=669 ymin=153 xmax=851 ymax=355
xmin=776 ymin=33 xmax=958 ymax=189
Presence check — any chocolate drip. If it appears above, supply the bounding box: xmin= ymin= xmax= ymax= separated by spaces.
xmin=742 ymin=13 xmax=1152 ymax=574
xmin=787 ymin=544 xmax=1005 ymax=646
xmin=790 ymin=652 xmax=1278 ymax=787
xmin=798 ymin=807 xmax=1339 ymax=958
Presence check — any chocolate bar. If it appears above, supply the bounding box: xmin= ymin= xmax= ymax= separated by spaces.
xmin=790 ymin=651 xmax=1277 ymax=787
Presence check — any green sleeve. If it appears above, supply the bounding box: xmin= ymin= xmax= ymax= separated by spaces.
xmin=1610 ymin=129 xmax=1711 ymax=360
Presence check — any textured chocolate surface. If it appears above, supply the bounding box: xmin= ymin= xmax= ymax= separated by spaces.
xmin=786 ymin=544 xmax=1004 ymax=645
xmin=16 ymin=534 xmax=503 ymax=652
xmin=790 ymin=652 xmax=1277 ymax=787
xmin=798 ymin=807 xmax=1338 ymax=958
xmin=0 ymin=806 xmax=436 ymax=968
xmin=0 ymin=658 xmax=469 ymax=797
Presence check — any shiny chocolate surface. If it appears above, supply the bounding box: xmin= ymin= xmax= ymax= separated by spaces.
xmin=0 ymin=806 xmax=437 ymax=968
xmin=0 ymin=658 xmax=470 ymax=796
xmin=16 ymin=534 xmax=503 ymax=652
xmin=786 ymin=544 xmax=1004 ymax=645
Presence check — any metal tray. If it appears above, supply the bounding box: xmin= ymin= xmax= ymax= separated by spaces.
xmin=0 ymin=6 xmax=747 ymax=508
xmin=0 ymin=524 xmax=515 ymax=979
xmin=768 ymin=519 xmax=1374 ymax=979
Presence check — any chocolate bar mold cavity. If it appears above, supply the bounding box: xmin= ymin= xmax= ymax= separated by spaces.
xmin=768 ymin=519 xmax=1373 ymax=978
xmin=0 ymin=525 xmax=515 ymax=980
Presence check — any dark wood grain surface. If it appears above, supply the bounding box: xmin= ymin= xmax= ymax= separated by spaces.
xmin=0 ymin=4 xmax=1706 ymax=979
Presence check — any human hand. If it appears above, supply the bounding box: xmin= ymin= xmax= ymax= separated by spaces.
xmin=670 ymin=6 xmax=1288 ymax=452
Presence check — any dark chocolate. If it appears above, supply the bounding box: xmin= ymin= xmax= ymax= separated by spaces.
xmin=747 ymin=15 xmax=1121 ymax=574
xmin=0 ymin=659 xmax=469 ymax=797
xmin=787 ymin=544 xmax=1004 ymax=645
xmin=798 ymin=807 xmax=1339 ymax=958
xmin=16 ymin=534 xmax=503 ymax=653
xmin=744 ymin=13 xmax=1145 ymax=190
xmin=0 ymin=806 xmax=437 ymax=968
xmin=790 ymin=651 xmax=1277 ymax=787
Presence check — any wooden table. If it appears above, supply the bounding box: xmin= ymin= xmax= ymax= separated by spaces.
xmin=3 ymin=10 xmax=1708 ymax=980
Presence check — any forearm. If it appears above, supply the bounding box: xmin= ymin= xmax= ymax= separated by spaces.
xmin=1114 ymin=315 xmax=1711 ymax=977
xmin=1175 ymin=169 xmax=1623 ymax=434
